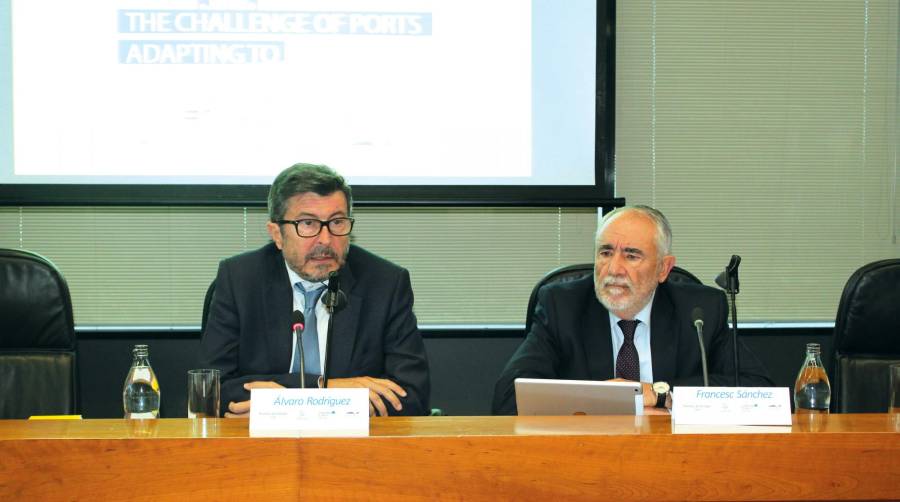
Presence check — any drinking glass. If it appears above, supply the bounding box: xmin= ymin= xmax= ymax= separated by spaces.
xmin=889 ymin=364 xmax=900 ymax=413
xmin=187 ymin=369 xmax=220 ymax=418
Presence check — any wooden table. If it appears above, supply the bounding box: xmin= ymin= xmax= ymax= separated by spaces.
xmin=1 ymin=414 xmax=898 ymax=501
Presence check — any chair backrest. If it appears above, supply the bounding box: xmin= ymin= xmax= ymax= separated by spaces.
xmin=831 ymin=258 xmax=900 ymax=413
xmin=666 ymin=266 xmax=703 ymax=286
xmin=200 ymin=279 xmax=216 ymax=337
xmin=0 ymin=248 xmax=78 ymax=418
xmin=524 ymin=263 xmax=702 ymax=334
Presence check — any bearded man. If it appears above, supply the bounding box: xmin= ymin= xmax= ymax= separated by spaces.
xmin=492 ymin=205 xmax=772 ymax=415
xmin=200 ymin=163 xmax=429 ymax=417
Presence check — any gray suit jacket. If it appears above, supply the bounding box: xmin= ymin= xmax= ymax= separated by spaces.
xmin=200 ymin=243 xmax=430 ymax=416
xmin=492 ymin=276 xmax=773 ymax=414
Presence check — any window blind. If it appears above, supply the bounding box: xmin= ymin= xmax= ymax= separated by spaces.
xmin=616 ymin=0 xmax=898 ymax=321
xmin=0 ymin=206 xmax=597 ymax=326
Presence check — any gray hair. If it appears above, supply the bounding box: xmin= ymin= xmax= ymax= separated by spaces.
xmin=596 ymin=205 xmax=673 ymax=257
xmin=267 ymin=163 xmax=353 ymax=222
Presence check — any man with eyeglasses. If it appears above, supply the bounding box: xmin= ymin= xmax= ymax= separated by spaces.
xmin=200 ymin=163 xmax=429 ymax=417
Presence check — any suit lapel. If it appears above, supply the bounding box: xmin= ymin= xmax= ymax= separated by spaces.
xmin=650 ymin=283 xmax=678 ymax=382
xmin=582 ymin=293 xmax=615 ymax=380
xmin=325 ymin=250 xmax=360 ymax=377
xmin=263 ymin=246 xmax=293 ymax=372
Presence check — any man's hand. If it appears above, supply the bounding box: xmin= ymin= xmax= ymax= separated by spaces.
xmin=224 ymin=381 xmax=285 ymax=418
xmin=326 ymin=377 xmax=407 ymax=417
xmin=606 ymin=378 xmax=657 ymax=408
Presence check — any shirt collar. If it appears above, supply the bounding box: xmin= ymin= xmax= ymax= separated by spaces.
xmin=609 ymin=290 xmax=655 ymax=328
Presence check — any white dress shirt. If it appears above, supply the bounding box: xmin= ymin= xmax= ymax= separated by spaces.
xmin=607 ymin=292 xmax=655 ymax=383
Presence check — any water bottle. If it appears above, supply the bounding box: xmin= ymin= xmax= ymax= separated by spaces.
xmin=794 ymin=342 xmax=830 ymax=414
xmin=123 ymin=344 xmax=161 ymax=419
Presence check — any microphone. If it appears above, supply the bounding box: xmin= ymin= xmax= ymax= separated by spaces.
xmin=291 ymin=310 xmax=306 ymax=389
xmin=291 ymin=310 xmax=305 ymax=332
xmin=691 ymin=307 xmax=709 ymax=387
xmin=322 ymin=270 xmax=347 ymax=313
xmin=714 ymin=255 xmax=741 ymax=293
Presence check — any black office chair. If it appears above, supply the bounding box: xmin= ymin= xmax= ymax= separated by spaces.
xmin=524 ymin=263 xmax=702 ymax=334
xmin=667 ymin=266 xmax=703 ymax=286
xmin=831 ymin=258 xmax=900 ymax=413
xmin=0 ymin=248 xmax=78 ymax=418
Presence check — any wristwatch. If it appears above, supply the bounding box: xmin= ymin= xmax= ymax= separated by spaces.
xmin=652 ymin=381 xmax=671 ymax=408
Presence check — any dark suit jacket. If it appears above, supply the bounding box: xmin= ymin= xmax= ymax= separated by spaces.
xmin=492 ymin=276 xmax=773 ymax=415
xmin=199 ymin=243 xmax=430 ymax=416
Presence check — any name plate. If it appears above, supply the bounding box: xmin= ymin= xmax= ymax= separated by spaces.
xmin=671 ymin=386 xmax=792 ymax=426
xmin=249 ymin=388 xmax=369 ymax=437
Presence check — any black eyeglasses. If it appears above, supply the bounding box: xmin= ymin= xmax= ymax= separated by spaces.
xmin=277 ymin=217 xmax=355 ymax=238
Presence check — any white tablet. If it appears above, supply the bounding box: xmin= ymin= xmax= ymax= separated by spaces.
xmin=514 ymin=378 xmax=642 ymax=416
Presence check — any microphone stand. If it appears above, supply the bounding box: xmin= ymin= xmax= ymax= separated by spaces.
xmin=323 ymin=311 xmax=335 ymax=389
xmin=716 ymin=255 xmax=742 ymax=387
xmin=297 ymin=329 xmax=306 ymax=389
xmin=291 ymin=312 xmax=306 ymax=389
xmin=728 ymin=280 xmax=739 ymax=387
xmin=694 ymin=320 xmax=710 ymax=387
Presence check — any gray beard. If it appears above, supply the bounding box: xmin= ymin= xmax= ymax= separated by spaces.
xmin=294 ymin=243 xmax=349 ymax=282
xmin=594 ymin=276 xmax=655 ymax=318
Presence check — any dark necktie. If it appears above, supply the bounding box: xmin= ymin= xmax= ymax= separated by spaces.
xmin=292 ymin=283 xmax=325 ymax=375
xmin=616 ymin=319 xmax=641 ymax=381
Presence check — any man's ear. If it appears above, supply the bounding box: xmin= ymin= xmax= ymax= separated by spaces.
xmin=657 ymin=255 xmax=676 ymax=283
xmin=266 ymin=222 xmax=284 ymax=250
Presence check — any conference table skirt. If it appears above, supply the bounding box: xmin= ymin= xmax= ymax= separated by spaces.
xmin=0 ymin=414 xmax=898 ymax=501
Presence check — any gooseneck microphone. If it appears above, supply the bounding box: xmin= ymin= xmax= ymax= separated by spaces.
xmin=714 ymin=255 xmax=741 ymax=294
xmin=321 ymin=271 xmax=347 ymax=388
xmin=715 ymin=255 xmax=742 ymax=386
xmin=291 ymin=310 xmax=305 ymax=332
xmin=691 ymin=307 xmax=710 ymax=387
xmin=291 ymin=310 xmax=306 ymax=389
xmin=322 ymin=270 xmax=347 ymax=313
